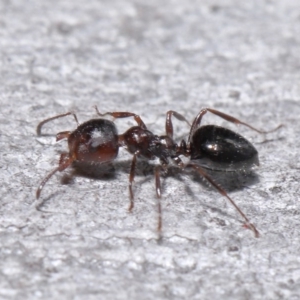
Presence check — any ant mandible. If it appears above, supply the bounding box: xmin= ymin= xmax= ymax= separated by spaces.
xmin=36 ymin=107 xmax=281 ymax=238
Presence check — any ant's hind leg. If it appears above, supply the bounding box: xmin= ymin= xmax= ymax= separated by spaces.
xmin=188 ymin=162 xmax=260 ymax=238
xmin=165 ymin=111 xmax=191 ymax=139
xmin=205 ymin=108 xmax=282 ymax=133
xmin=37 ymin=112 xmax=79 ymax=136
xmin=188 ymin=108 xmax=282 ymax=143
xmin=94 ymin=106 xmax=147 ymax=129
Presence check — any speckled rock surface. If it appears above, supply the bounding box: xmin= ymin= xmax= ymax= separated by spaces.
xmin=1 ymin=0 xmax=300 ymax=299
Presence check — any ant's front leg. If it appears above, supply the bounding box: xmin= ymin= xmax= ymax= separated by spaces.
xmin=94 ymin=106 xmax=147 ymax=129
xmin=36 ymin=153 xmax=74 ymax=199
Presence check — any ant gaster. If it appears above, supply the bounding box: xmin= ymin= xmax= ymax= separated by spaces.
xmin=36 ymin=107 xmax=281 ymax=238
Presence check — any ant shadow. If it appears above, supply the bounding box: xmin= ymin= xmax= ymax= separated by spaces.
xmin=62 ymin=159 xmax=260 ymax=196
xmin=74 ymin=160 xmax=260 ymax=226
xmin=181 ymin=167 xmax=260 ymax=221
xmin=68 ymin=159 xmax=155 ymax=181
xmin=36 ymin=158 xmax=260 ymax=230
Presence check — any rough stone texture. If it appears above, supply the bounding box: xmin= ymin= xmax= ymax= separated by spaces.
xmin=0 ymin=0 xmax=299 ymax=299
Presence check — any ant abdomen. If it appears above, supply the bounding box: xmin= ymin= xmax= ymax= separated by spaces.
xmin=190 ymin=125 xmax=259 ymax=171
xmin=68 ymin=119 xmax=119 ymax=163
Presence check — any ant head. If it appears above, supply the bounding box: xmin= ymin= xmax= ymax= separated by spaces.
xmin=68 ymin=119 xmax=119 ymax=163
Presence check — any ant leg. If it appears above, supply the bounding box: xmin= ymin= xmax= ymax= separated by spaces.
xmin=188 ymin=108 xmax=282 ymax=143
xmin=128 ymin=151 xmax=140 ymax=212
xmin=37 ymin=112 xmax=79 ymax=136
xmin=36 ymin=153 xmax=74 ymax=199
xmin=155 ymin=166 xmax=162 ymax=235
xmin=94 ymin=106 xmax=147 ymax=129
xmin=188 ymin=162 xmax=260 ymax=238
xmin=165 ymin=110 xmax=191 ymax=139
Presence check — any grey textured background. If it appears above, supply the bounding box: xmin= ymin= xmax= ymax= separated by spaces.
xmin=1 ymin=0 xmax=300 ymax=299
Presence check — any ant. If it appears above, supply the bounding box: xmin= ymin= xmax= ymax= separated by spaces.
xmin=36 ymin=107 xmax=281 ymax=238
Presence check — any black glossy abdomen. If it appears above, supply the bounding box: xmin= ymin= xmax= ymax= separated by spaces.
xmin=190 ymin=125 xmax=259 ymax=171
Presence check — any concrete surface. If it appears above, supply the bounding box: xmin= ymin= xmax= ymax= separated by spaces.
xmin=0 ymin=0 xmax=300 ymax=299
